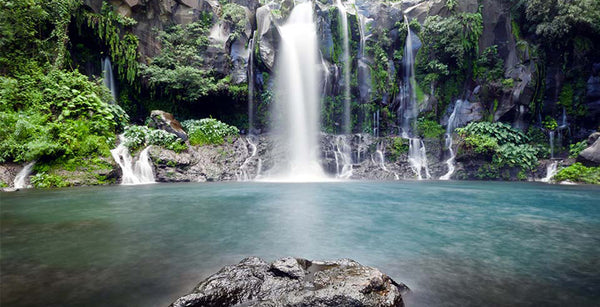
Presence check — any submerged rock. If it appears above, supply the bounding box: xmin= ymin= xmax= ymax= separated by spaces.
xmin=170 ymin=257 xmax=409 ymax=307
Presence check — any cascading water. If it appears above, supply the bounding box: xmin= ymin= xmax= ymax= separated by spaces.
xmin=237 ymin=136 xmax=261 ymax=181
xmin=110 ymin=135 xmax=155 ymax=185
xmin=400 ymin=16 xmax=430 ymax=179
xmin=102 ymin=57 xmax=117 ymax=103
xmin=372 ymin=143 xmax=399 ymax=180
xmin=440 ymin=99 xmax=469 ymax=180
xmin=357 ymin=14 xmax=372 ymax=104
xmin=247 ymin=32 xmax=257 ymax=134
xmin=399 ymin=16 xmax=418 ymax=136
xmin=408 ymin=138 xmax=431 ymax=180
xmin=335 ymin=0 xmax=351 ymax=134
xmin=270 ymin=1 xmax=326 ymax=181
xmin=333 ymin=135 xmax=353 ymax=179
xmin=541 ymin=161 xmax=558 ymax=183
xmin=13 ymin=161 xmax=36 ymax=189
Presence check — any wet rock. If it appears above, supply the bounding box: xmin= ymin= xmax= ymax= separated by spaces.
xmin=149 ymin=110 xmax=188 ymax=141
xmin=169 ymin=257 xmax=409 ymax=307
xmin=577 ymin=132 xmax=600 ymax=166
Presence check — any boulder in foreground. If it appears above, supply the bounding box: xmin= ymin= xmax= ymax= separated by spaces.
xmin=170 ymin=257 xmax=409 ymax=307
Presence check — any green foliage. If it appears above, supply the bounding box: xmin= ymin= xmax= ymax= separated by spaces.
xmin=457 ymin=122 xmax=530 ymax=146
xmin=388 ymin=137 xmax=409 ymax=161
xmin=417 ymin=118 xmax=444 ymax=139
xmin=79 ymin=3 xmax=139 ymax=84
xmin=493 ymin=143 xmax=540 ymax=170
xmin=221 ymin=3 xmax=248 ymax=40
xmin=524 ymin=0 xmax=600 ymax=45
xmin=542 ymin=116 xmax=558 ymax=130
xmin=569 ymin=141 xmax=587 ymax=158
xmin=139 ymin=17 xmax=247 ymax=103
xmin=122 ymin=125 xmax=187 ymax=152
xmin=30 ymin=172 xmax=69 ymax=188
xmin=554 ymin=163 xmax=600 ymax=184
xmin=474 ymin=46 xmax=504 ymax=84
xmin=476 ymin=163 xmax=499 ymax=180
xmin=0 ymin=69 xmax=122 ymax=163
xmin=182 ymin=119 xmax=239 ymax=146
xmin=445 ymin=0 xmax=457 ymax=11
xmin=463 ymin=134 xmax=499 ymax=155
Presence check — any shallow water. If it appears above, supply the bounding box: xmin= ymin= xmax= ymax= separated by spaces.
xmin=1 ymin=181 xmax=599 ymax=306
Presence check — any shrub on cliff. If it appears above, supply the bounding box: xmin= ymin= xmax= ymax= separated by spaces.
xmin=553 ymin=163 xmax=600 ymax=184
xmin=182 ymin=119 xmax=239 ymax=146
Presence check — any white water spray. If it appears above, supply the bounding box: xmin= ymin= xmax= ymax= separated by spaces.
xmin=399 ymin=16 xmax=418 ymax=135
xmin=408 ymin=138 xmax=431 ymax=180
xmin=333 ymin=135 xmax=353 ymax=179
xmin=270 ymin=2 xmax=326 ymax=181
xmin=541 ymin=161 xmax=558 ymax=183
xmin=110 ymin=135 xmax=155 ymax=185
xmin=441 ymin=99 xmax=469 ymax=180
xmin=13 ymin=161 xmax=35 ymax=189
xmin=248 ymin=31 xmax=257 ymax=134
xmin=372 ymin=143 xmax=399 ymax=180
xmin=237 ymin=136 xmax=261 ymax=181
xmin=102 ymin=57 xmax=117 ymax=103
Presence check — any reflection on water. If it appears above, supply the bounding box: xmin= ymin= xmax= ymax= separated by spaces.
xmin=1 ymin=182 xmax=599 ymax=306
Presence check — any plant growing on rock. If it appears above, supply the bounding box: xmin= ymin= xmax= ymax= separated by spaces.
xmin=182 ymin=119 xmax=239 ymax=146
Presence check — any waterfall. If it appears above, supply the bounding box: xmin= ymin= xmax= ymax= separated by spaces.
xmin=549 ymin=130 xmax=555 ymax=159
xmin=110 ymin=135 xmax=155 ymax=185
xmin=541 ymin=161 xmax=558 ymax=183
xmin=247 ymin=32 xmax=257 ymax=134
xmin=270 ymin=2 xmax=326 ymax=181
xmin=399 ymin=16 xmax=430 ymax=179
xmin=335 ymin=0 xmax=351 ymax=134
xmin=399 ymin=16 xmax=418 ymax=136
xmin=333 ymin=135 xmax=353 ymax=179
xmin=237 ymin=136 xmax=261 ymax=181
xmin=13 ymin=161 xmax=35 ymax=189
xmin=513 ymin=105 xmax=526 ymax=131
xmin=441 ymin=99 xmax=469 ymax=180
xmin=357 ymin=14 xmax=372 ymax=103
xmin=102 ymin=57 xmax=117 ymax=103
xmin=373 ymin=110 xmax=380 ymax=137
xmin=408 ymin=138 xmax=431 ymax=180
xmin=372 ymin=143 xmax=399 ymax=180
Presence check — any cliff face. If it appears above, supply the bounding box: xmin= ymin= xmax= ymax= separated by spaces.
xmin=82 ymin=0 xmax=598 ymax=137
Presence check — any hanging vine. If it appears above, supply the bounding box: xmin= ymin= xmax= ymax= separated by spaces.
xmin=77 ymin=3 xmax=139 ymax=85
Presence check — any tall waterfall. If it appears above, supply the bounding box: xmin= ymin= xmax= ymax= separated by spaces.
xmin=335 ymin=0 xmax=351 ymax=134
xmin=400 ymin=16 xmax=430 ymax=179
xmin=441 ymin=99 xmax=469 ymax=180
xmin=247 ymin=32 xmax=257 ymax=135
xmin=111 ymin=135 xmax=155 ymax=185
xmin=102 ymin=57 xmax=117 ymax=103
xmin=14 ymin=161 xmax=36 ymax=189
xmin=399 ymin=16 xmax=418 ymax=136
xmin=270 ymin=2 xmax=326 ymax=181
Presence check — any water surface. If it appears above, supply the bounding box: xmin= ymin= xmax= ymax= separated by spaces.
xmin=1 ymin=181 xmax=599 ymax=306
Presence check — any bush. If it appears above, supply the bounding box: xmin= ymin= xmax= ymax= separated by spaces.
xmin=182 ymin=118 xmax=239 ymax=146
xmin=569 ymin=141 xmax=587 ymax=158
xmin=122 ymin=125 xmax=187 ymax=152
xmin=30 ymin=172 xmax=69 ymax=188
xmin=457 ymin=122 xmax=529 ymax=145
xmin=493 ymin=143 xmax=540 ymax=170
xmin=417 ymin=118 xmax=445 ymax=139
xmin=554 ymin=163 xmax=600 ymax=184
xmin=463 ymin=134 xmax=499 ymax=154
